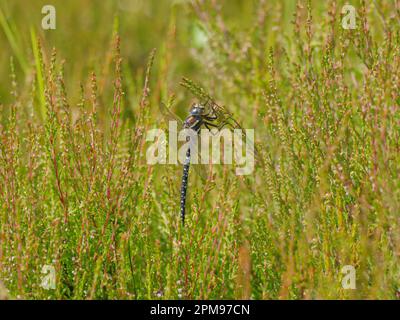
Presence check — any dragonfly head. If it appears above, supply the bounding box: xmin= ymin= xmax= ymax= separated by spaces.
xmin=189 ymin=103 xmax=205 ymax=116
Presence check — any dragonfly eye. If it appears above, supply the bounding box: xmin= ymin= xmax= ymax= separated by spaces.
xmin=190 ymin=104 xmax=205 ymax=115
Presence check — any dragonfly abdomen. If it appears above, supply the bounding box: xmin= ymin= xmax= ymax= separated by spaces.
xmin=180 ymin=148 xmax=191 ymax=225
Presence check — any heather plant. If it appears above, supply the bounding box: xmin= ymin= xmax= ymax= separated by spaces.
xmin=0 ymin=0 xmax=399 ymax=299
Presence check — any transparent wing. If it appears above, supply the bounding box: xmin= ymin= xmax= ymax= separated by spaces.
xmin=179 ymin=79 xmax=264 ymax=167
xmin=159 ymin=101 xmax=183 ymax=123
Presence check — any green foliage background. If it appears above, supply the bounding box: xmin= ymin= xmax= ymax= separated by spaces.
xmin=0 ymin=0 xmax=399 ymax=299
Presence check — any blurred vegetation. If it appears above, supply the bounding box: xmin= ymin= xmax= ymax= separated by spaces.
xmin=0 ymin=0 xmax=399 ymax=299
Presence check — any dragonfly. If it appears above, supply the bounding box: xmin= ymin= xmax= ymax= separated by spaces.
xmin=160 ymin=78 xmax=260 ymax=226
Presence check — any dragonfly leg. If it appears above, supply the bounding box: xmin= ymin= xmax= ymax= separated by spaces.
xmin=203 ymin=121 xmax=219 ymax=129
xmin=204 ymin=114 xmax=218 ymax=121
xmin=203 ymin=122 xmax=213 ymax=131
xmin=203 ymin=120 xmax=231 ymax=135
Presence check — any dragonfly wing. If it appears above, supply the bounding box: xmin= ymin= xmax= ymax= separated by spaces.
xmin=159 ymin=101 xmax=183 ymax=124
xmin=180 ymin=77 xmax=264 ymax=168
xmin=186 ymin=133 xmax=210 ymax=182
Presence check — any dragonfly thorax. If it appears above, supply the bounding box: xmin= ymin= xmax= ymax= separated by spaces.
xmin=183 ymin=103 xmax=206 ymax=130
xmin=183 ymin=114 xmax=202 ymax=130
